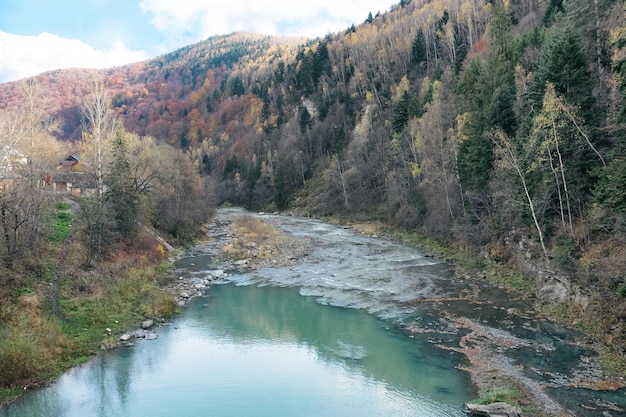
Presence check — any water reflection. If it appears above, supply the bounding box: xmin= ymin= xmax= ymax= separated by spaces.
xmin=0 ymin=285 xmax=471 ymax=417
xmin=195 ymin=284 xmax=471 ymax=402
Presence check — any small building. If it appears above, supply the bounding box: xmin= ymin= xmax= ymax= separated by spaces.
xmin=52 ymin=171 xmax=97 ymax=196
xmin=60 ymin=155 xmax=81 ymax=171
xmin=49 ymin=154 xmax=97 ymax=196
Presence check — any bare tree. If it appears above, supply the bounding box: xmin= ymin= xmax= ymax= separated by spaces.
xmin=81 ymin=76 xmax=120 ymax=198
xmin=491 ymin=130 xmax=549 ymax=261
xmin=529 ymin=83 xmax=605 ymax=236
xmin=0 ymin=79 xmax=63 ymax=184
xmin=0 ymin=181 xmax=45 ymax=265
xmin=78 ymin=76 xmax=121 ymax=258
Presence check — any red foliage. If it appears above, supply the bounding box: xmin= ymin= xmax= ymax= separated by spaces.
xmin=112 ymin=233 xmax=167 ymax=266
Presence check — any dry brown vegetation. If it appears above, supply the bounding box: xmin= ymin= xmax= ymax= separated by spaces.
xmin=222 ymin=215 xmax=288 ymax=260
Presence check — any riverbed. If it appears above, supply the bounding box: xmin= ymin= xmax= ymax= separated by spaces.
xmin=1 ymin=209 xmax=625 ymax=416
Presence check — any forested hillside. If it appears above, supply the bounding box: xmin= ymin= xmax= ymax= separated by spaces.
xmin=2 ymin=0 xmax=626 ymax=359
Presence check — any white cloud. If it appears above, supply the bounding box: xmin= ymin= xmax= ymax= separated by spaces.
xmin=0 ymin=1 xmax=392 ymax=83
xmin=0 ymin=31 xmax=149 ymax=83
xmin=140 ymin=0 xmax=391 ymax=43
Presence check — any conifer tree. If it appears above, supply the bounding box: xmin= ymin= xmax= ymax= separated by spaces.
xmin=457 ymin=0 xmax=515 ymax=193
xmin=106 ymin=132 xmax=139 ymax=238
xmin=411 ymin=29 xmax=427 ymax=65
xmin=532 ymin=24 xmax=596 ymax=123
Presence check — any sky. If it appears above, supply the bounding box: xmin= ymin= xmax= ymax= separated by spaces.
xmin=0 ymin=0 xmax=393 ymax=84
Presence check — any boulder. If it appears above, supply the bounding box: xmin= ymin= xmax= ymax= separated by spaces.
xmin=465 ymin=402 xmax=523 ymax=417
xmin=211 ymin=270 xmax=224 ymax=278
xmin=119 ymin=333 xmax=132 ymax=342
xmin=141 ymin=319 xmax=154 ymax=329
xmin=537 ymin=280 xmax=568 ymax=303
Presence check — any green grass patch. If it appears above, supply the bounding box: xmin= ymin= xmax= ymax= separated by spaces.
xmin=0 ymin=387 xmax=22 ymax=404
xmin=44 ymin=207 xmax=74 ymax=244
xmin=60 ymin=268 xmax=177 ymax=346
xmin=0 ymin=219 xmax=178 ymax=405
xmin=397 ymin=230 xmax=483 ymax=269
xmin=469 ymin=387 xmax=521 ymax=405
xmin=484 ymin=264 xmax=534 ymax=296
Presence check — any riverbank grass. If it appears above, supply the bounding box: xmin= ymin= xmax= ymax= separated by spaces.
xmin=468 ymin=386 xmax=521 ymax=405
xmin=60 ymin=266 xmax=179 ymax=355
xmin=544 ymin=301 xmax=626 ymax=378
xmin=0 ymin=230 xmax=178 ymax=405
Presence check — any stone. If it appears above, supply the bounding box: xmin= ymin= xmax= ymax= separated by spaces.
xmin=465 ymin=402 xmax=523 ymax=417
xmin=141 ymin=319 xmax=154 ymax=329
xmin=119 ymin=333 xmax=132 ymax=342
xmin=537 ymin=281 xmax=568 ymax=303
xmin=144 ymin=333 xmax=158 ymax=340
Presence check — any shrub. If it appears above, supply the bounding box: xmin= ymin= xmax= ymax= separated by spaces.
xmin=551 ymin=235 xmax=581 ymax=271
xmin=0 ymin=330 xmax=48 ymax=387
xmin=142 ymin=291 xmax=179 ymax=317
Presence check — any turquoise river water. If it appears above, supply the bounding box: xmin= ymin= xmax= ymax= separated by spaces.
xmin=1 ymin=210 xmax=625 ymax=416
xmin=0 ymin=284 xmax=471 ymax=417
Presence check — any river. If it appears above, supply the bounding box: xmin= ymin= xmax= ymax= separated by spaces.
xmin=1 ymin=210 xmax=625 ymax=416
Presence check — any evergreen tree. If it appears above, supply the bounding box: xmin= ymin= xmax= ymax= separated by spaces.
xmin=229 ymin=75 xmax=245 ymax=97
xmin=312 ymin=41 xmax=330 ymax=83
xmin=106 ymin=132 xmax=139 ymax=238
xmin=484 ymin=0 xmax=516 ymax=95
xmin=223 ymin=155 xmax=239 ymax=178
xmin=488 ymin=85 xmax=517 ymax=136
xmin=543 ymin=0 xmax=565 ymax=25
xmin=457 ymin=131 xmax=493 ymax=193
xmin=392 ymin=91 xmax=411 ymax=133
xmin=594 ymin=153 xmax=626 ymax=215
xmin=299 ymin=105 xmax=312 ymax=134
xmin=295 ymin=47 xmax=314 ymax=95
xmin=532 ymin=24 xmax=596 ymax=123
xmin=411 ymin=29 xmax=427 ymax=65
xmin=457 ymin=1 xmax=515 ymax=193
xmin=273 ymin=162 xmax=288 ymax=210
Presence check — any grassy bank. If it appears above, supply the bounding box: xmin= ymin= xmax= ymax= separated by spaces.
xmin=0 ymin=203 xmax=179 ymax=405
